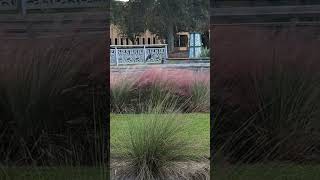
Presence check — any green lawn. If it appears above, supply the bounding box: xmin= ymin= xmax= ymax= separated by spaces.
xmin=0 ymin=167 xmax=108 ymax=180
xmin=3 ymin=164 xmax=319 ymax=180
xmin=0 ymin=113 xmax=209 ymax=180
xmin=213 ymin=164 xmax=320 ymax=180
xmin=110 ymin=113 xmax=210 ymax=158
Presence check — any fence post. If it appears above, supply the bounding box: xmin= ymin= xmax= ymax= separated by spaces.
xmin=143 ymin=45 xmax=147 ymax=63
xmin=115 ymin=46 xmax=119 ymax=66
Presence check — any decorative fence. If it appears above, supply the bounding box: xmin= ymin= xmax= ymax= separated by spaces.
xmin=110 ymin=44 xmax=168 ymax=66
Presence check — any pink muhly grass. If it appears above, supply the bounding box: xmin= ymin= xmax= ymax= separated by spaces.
xmin=135 ymin=68 xmax=209 ymax=97
xmin=110 ymin=68 xmax=209 ymax=112
xmin=135 ymin=68 xmax=170 ymax=87
xmin=110 ymin=68 xmax=209 ymax=97
xmin=110 ymin=71 xmax=139 ymax=91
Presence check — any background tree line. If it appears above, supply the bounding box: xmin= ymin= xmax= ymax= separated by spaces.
xmin=111 ymin=0 xmax=209 ymax=52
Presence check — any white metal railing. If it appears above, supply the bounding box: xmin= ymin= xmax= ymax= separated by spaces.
xmin=110 ymin=44 xmax=168 ymax=66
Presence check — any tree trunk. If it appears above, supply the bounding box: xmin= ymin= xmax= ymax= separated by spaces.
xmin=167 ymin=25 xmax=175 ymax=53
xmin=130 ymin=37 xmax=135 ymax=45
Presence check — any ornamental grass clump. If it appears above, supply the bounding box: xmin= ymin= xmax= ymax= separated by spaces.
xmin=213 ymin=59 xmax=320 ymax=164
xmin=188 ymin=73 xmax=210 ymax=112
xmin=110 ymin=72 xmax=137 ymax=113
xmin=112 ymin=111 xmax=198 ymax=180
xmin=249 ymin=62 xmax=320 ymax=162
xmin=0 ymin=39 xmax=107 ymax=166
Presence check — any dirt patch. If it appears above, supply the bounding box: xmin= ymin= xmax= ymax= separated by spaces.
xmin=111 ymin=160 xmax=210 ymax=180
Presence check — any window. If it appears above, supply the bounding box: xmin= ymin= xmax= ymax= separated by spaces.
xmin=148 ymin=38 xmax=151 ymax=44
xmin=143 ymin=38 xmax=145 ymax=44
xmin=136 ymin=38 xmax=140 ymax=45
xmin=175 ymin=35 xmax=188 ymax=47
xmin=153 ymin=37 xmax=156 ymax=44
xmin=121 ymin=38 xmax=123 ymax=45
xmin=115 ymin=38 xmax=118 ymax=45
xmin=126 ymin=38 xmax=129 ymax=45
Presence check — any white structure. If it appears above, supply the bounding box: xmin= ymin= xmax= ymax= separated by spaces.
xmin=110 ymin=24 xmax=162 ymax=45
xmin=110 ymin=44 xmax=168 ymax=66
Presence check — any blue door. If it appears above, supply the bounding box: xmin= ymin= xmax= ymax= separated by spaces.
xmin=189 ymin=32 xmax=202 ymax=58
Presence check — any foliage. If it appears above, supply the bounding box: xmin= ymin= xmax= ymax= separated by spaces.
xmin=110 ymin=73 xmax=137 ymax=113
xmin=111 ymin=111 xmax=209 ymax=180
xmin=110 ymin=68 xmax=210 ymax=113
xmin=0 ymin=40 xmax=107 ymax=166
xmin=110 ymin=0 xmax=209 ymax=51
xmin=111 ymin=113 xmax=210 ymax=159
xmin=188 ymin=79 xmax=210 ymax=112
xmin=110 ymin=75 xmax=210 ymax=179
xmin=199 ymin=47 xmax=210 ymax=58
xmin=212 ymin=59 xmax=320 ymax=164
xmin=110 ymin=0 xmax=146 ymax=43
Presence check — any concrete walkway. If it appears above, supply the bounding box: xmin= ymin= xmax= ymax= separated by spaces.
xmin=111 ymin=63 xmax=209 ymax=73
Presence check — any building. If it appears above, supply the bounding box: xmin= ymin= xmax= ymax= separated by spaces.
xmin=111 ymin=24 xmax=192 ymax=57
xmin=110 ymin=24 xmax=210 ymax=58
xmin=110 ymin=24 xmax=162 ymax=45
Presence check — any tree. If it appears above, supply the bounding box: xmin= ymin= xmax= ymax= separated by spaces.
xmin=111 ymin=0 xmax=209 ymax=52
xmin=145 ymin=0 xmax=209 ymax=52
xmin=110 ymin=0 xmax=146 ymax=44
xmin=143 ymin=0 xmax=184 ymax=51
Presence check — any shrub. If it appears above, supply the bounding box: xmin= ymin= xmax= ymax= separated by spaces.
xmin=199 ymin=47 xmax=210 ymax=58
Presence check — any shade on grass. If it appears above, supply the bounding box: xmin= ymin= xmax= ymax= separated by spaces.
xmin=110 ymin=113 xmax=210 ymax=159
xmin=213 ymin=164 xmax=320 ymax=180
xmin=0 ymin=167 xmax=108 ymax=180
